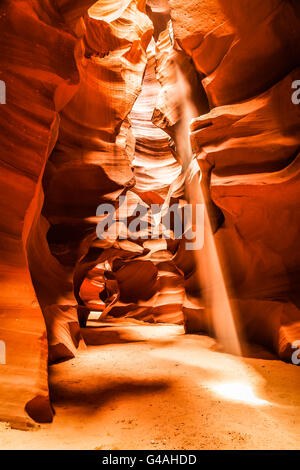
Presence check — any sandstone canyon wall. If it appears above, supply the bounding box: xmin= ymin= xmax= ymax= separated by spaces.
xmin=0 ymin=0 xmax=93 ymax=429
xmin=169 ymin=0 xmax=300 ymax=360
xmin=0 ymin=0 xmax=153 ymax=428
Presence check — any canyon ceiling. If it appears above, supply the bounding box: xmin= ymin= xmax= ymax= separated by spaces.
xmin=0 ymin=0 xmax=299 ymax=429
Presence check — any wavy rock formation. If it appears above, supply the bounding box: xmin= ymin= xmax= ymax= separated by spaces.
xmin=169 ymin=0 xmax=300 ymax=359
xmin=38 ymin=1 xmax=153 ymax=355
xmin=78 ymin=39 xmax=186 ymax=324
xmin=131 ymin=39 xmax=182 ymax=195
xmin=170 ymin=0 xmax=300 ymax=106
xmin=0 ymin=0 xmax=153 ymax=427
xmin=0 ymin=0 xmax=93 ymax=428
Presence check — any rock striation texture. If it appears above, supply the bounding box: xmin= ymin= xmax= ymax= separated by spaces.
xmin=0 ymin=0 xmax=93 ymax=429
xmin=0 ymin=0 xmax=153 ymax=427
xmin=37 ymin=0 xmax=153 ymax=348
xmin=170 ymin=0 xmax=300 ymax=360
xmin=78 ymin=36 xmax=187 ymax=325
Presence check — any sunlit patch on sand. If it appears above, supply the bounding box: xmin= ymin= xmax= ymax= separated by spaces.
xmin=210 ymin=382 xmax=270 ymax=406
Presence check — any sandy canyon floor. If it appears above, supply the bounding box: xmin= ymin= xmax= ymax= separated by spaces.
xmin=0 ymin=318 xmax=299 ymax=450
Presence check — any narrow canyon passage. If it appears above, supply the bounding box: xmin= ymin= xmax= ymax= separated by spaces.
xmin=0 ymin=0 xmax=300 ymax=449
xmin=1 ymin=317 xmax=299 ymax=450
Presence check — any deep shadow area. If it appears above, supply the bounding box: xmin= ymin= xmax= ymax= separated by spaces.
xmin=80 ymin=327 xmax=146 ymax=346
xmin=50 ymin=378 xmax=170 ymax=411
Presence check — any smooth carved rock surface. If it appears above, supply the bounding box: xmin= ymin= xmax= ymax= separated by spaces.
xmin=170 ymin=0 xmax=300 ymax=106
xmin=190 ymin=70 xmax=300 ymax=176
xmin=131 ymin=39 xmax=182 ymax=194
xmin=169 ymin=0 xmax=300 ymax=358
xmin=78 ymin=39 xmax=186 ymax=325
xmin=0 ymin=0 xmax=153 ymax=427
xmin=43 ymin=1 xmax=155 ymax=315
xmin=0 ymin=0 xmax=90 ymax=428
xmin=39 ymin=1 xmax=154 ymax=359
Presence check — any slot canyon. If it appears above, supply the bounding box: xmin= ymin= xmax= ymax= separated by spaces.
xmin=0 ymin=0 xmax=299 ymax=450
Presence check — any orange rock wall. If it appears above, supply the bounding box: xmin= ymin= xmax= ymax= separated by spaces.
xmin=169 ymin=0 xmax=300 ymax=359
xmin=0 ymin=0 xmax=95 ymax=428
